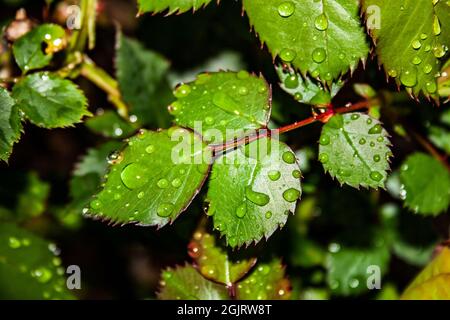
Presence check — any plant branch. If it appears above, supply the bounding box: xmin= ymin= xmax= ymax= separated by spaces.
xmin=79 ymin=56 xmax=128 ymax=118
xmin=410 ymin=130 xmax=450 ymax=172
xmin=212 ymin=100 xmax=372 ymax=153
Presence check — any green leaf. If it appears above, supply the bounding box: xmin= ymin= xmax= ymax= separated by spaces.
xmin=189 ymin=230 xmax=257 ymax=286
xmin=243 ymin=0 xmax=369 ymax=82
xmin=0 ymin=223 xmax=74 ymax=299
xmin=399 ymin=153 xmax=450 ymax=216
xmin=428 ymin=108 xmax=450 ymax=155
xmin=158 ymin=265 xmax=229 ymax=300
xmin=116 ymin=33 xmax=172 ymax=128
xmin=236 ymin=259 xmax=291 ymax=300
xmin=85 ymin=110 xmax=137 ymax=139
xmin=318 ymin=113 xmax=392 ymax=189
xmin=16 ymin=172 xmax=50 ymax=219
xmin=326 ymin=245 xmax=390 ymax=296
xmin=0 ymin=87 xmax=22 ymax=162
xmin=12 ymin=23 xmax=66 ymax=72
xmin=362 ymin=0 xmax=450 ymax=97
xmin=206 ymin=138 xmax=302 ymax=247
xmin=12 ymin=73 xmax=91 ymax=128
xmin=401 ymin=247 xmax=450 ymax=300
xmin=276 ymin=65 xmax=343 ymax=106
xmin=137 ymin=0 xmax=213 ymax=15
xmin=170 ymin=71 xmax=271 ymax=144
xmin=87 ymin=127 xmax=211 ymax=227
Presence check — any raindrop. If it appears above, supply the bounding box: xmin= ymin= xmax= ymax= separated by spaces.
xmin=319 ymin=135 xmax=330 ymax=146
xmin=145 ymin=145 xmax=155 ymax=154
xmin=121 ymin=163 xmax=148 ymax=189
xmin=373 ymin=155 xmax=381 ymax=162
xmin=245 ymin=187 xmax=270 ymax=206
xmin=157 ymin=203 xmax=174 ymax=217
xmin=319 ymin=153 xmax=329 ymax=163
xmin=268 ymin=170 xmax=281 ymax=181
xmin=282 ymin=188 xmax=301 ymax=202
xmin=368 ymin=124 xmax=382 ymax=134
xmin=312 ymin=48 xmax=326 ymax=63
xmin=284 ymin=74 xmax=299 ymax=89
xmin=8 ymin=237 xmax=21 ymax=249
xmin=174 ymin=84 xmax=192 ymax=98
xmin=314 ymin=13 xmax=328 ymax=31
xmin=90 ymin=199 xmax=102 ymax=210
xmin=237 ymin=70 xmax=250 ymax=79
xmin=277 ymin=1 xmax=295 ymax=17
xmin=157 ymin=179 xmax=169 ymax=189
xmin=279 ymin=48 xmax=296 ymax=62
xmin=370 ymin=171 xmax=383 ymax=182
xmin=235 ymin=202 xmax=247 ymax=218
xmin=171 ymin=178 xmax=182 ymax=188
xmin=400 ymin=68 xmax=417 ymax=87
xmin=292 ymin=170 xmax=301 ymax=178
xmin=282 ymin=151 xmax=296 ymax=164
xmin=265 ymin=211 xmax=273 ymax=219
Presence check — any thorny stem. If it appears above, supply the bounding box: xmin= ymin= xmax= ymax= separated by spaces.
xmin=79 ymin=56 xmax=129 ymax=118
xmin=212 ymin=99 xmax=372 ymax=153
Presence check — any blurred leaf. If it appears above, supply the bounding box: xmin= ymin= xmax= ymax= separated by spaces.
xmin=243 ymin=0 xmax=368 ymax=82
xmin=85 ymin=110 xmax=137 ymax=139
xmin=137 ymin=0 xmax=213 ymax=15
xmin=87 ymin=128 xmax=211 ymax=227
xmin=169 ymin=71 xmax=271 ymax=144
xmin=399 ymin=153 xmax=450 ymax=216
xmin=116 ymin=33 xmax=172 ymax=128
xmin=326 ymin=245 xmax=390 ymax=296
xmin=362 ymin=0 xmax=450 ymax=98
xmin=16 ymin=172 xmax=50 ymax=219
xmin=236 ymin=259 xmax=291 ymax=300
xmin=0 ymin=87 xmax=22 ymax=162
xmin=401 ymin=247 xmax=450 ymax=300
xmin=12 ymin=24 xmax=65 ymax=72
xmin=206 ymin=138 xmax=301 ymax=247
xmin=290 ymin=237 xmax=325 ymax=268
xmin=428 ymin=108 xmax=450 ymax=155
xmin=12 ymin=73 xmax=91 ymax=128
xmin=0 ymin=223 xmax=74 ymax=299
xmin=188 ymin=230 xmax=257 ymax=286
xmin=376 ymin=283 xmax=399 ymax=300
xmin=319 ymin=113 xmax=392 ymax=189
xmin=158 ymin=265 xmax=228 ymax=300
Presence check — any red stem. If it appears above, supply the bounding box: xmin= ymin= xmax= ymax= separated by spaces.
xmin=212 ymin=100 xmax=371 ymax=152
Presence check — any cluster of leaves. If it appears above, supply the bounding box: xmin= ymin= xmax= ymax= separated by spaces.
xmin=0 ymin=0 xmax=450 ymax=300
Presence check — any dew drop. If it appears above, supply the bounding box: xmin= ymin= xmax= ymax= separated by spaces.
xmin=145 ymin=145 xmax=155 ymax=154
xmin=400 ymin=68 xmax=417 ymax=87
xmin=277 ymin=1 xmax=295 ymax=17
xmin=292 ymin=170 xmax=301 ymax=179
xmin=32 ymin=268 xmax=53 ymax=283
xmin=245 ymin=187 xmax=270 ymax=206
xmin=351 ymin=114 xmax=360 ymax=120
xmin=238 ymin=86 xmax=249 ymax=96
xmin=279 ymin=48 xmax=296 ymax=62
xmin=90 ymin=199 xmax=102 ymax=210
xmin=411 ymin=39 xmax=421 ymax=50
xmin=284 ymin=74 xmax=299 ymax=89
xmin=426 ymin=81 xmax=437 ymax=93
xmin=205 ymin=116 xmax=215 ymax=125
xmin=235 ymin=202 xmax=247 ymax=218
xmin=319 ymin=135 xmax=330 ymax=146
xmin=423 ymin=63 xmax=433 ymax=74
xmin=319 ymin=153 xmax=329 ymax=163
xmin=359 ymin=138 xmax=366 ymax=145
xmin=171 ymin=178 xmax=182 ymax=188
xmin=174 ymin=84 xmax=191 ymax=98
xmin=368 ymin=124 xmax=382 ymax=134
xmin=282 ymin=188 xmax=301 ymax=202
xmin=157 ymin=203 xmax=174 ymax=217
xmin=265 ymin=211 xmax=273 ymax=219
xmin=107 ymin=151 xmax=123 ymax=164
xmin=268 ymin=170 xmax=281 ymax=181
xmin=312 ymin=48 xmax=326 ymax=63
xmin=433 ymin=15 xmax=441 ymax=35
xmin=373 ymin=155 xmax=381 ymax=162
xmin=121 ymin=163 xmax=148 ymax=189
xmin=237 ymin=70 xmax=249 ymax=79
xmin=314 ymin=13 xmax=328 ymax=31
xmin=282 ymin=151 xmax=296 ymax=164
xmin=157 ymin=178 xmax=169 ymax=189
xmin=370 ymin=171 xmax=383 ymax=182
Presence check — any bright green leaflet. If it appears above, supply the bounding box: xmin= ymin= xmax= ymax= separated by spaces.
xmin=16 ymin=172 xmax=50 ymax=220
xmin=170 ymin=71 xmax=271 ymax=144
xmin=243 ymin=0 xmax=369 ymax=82
xmin=206 ymin=138 xmax=302 ymax=247
xmin=237 ymin=260 xmax=291 ymax=300
xmin=12 ymin=24 xmax=65 ymax=72
xmin=276 ymin=65 xmax=343 ymax=105
xmin=326 ymin=245 xmax=390 ymax=296
xmin=12 ymin=73 xmax=91 ymax=128
xmin=137 ymin=0 xmax=213 ymax=15
xmin=363 ymin=0 xmax=450 ymax=97
xmin=116 ymin=33 xmax=172 ymax=128
xmin=428 ymin=108 xmax=450 ymax=155
xmin=189 ymin=231 xmax=257 ymax=286
xmin=85 ymin=110 xmax=137 ymax=139
xmin=0 ymin=223 xmax=74 ymax=299
xmin=158 ymin=265 xmax=229 ymax=300
xmin=399 ymin=153 xmax=450 ymax=216
xmin=0 ymin=87 xmax=22 ymax=162
xmin=88 ymin=128 xmax=211 ymax=227
xmin=318 ymin=113 xmax=392 ymax=189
